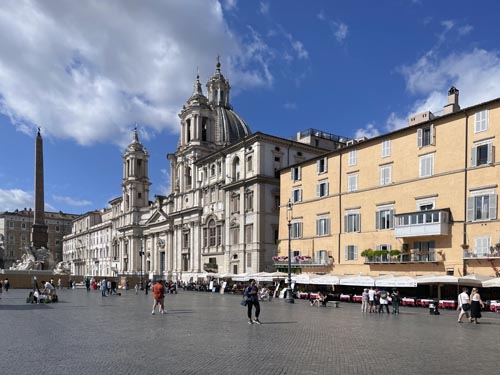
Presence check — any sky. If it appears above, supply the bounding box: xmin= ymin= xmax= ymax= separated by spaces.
xmin=1 ymin=0 xmax=500 ymax=215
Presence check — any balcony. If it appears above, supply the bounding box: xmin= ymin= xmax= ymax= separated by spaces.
xmin=364 ymin=251 xmax=439 ymax=264
xmin=463 ymin=248 xmax=500 ymax=259
xmin=272 ymin=256 xmax=333 ymax=268
xmin=395 ymin=209 xmax=450 ymax=238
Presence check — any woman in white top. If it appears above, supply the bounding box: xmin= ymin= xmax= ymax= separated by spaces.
xmin=457 ymin=287 xmax=470 ymax=323
xmin=469 ymin=288 xmax=485 ymax=324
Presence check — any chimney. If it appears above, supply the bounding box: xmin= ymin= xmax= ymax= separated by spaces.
xmin=443 ymin=86 xmax=460 ymax=115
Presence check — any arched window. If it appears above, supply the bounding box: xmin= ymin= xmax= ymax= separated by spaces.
xmin=232 ymin=157 xmax=240 ymax=181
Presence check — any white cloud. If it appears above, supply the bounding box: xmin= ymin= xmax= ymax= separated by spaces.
xmin=458 ymin=25 xmax=473 ymax=36
xmin=158 ymin=169 xmax=172 ymax=196
xmin=0 ymin=0 xmax=273 ymax=147
xmin=317 ymin=10 xmax=326 ymax=21
xmin=386 ymin=112 xmax=408 ymax=132
xmin=52 ymin=195 xmax=92 ymax=207
xmin=0 ymin=189 xmax=33 ymax=211
xmin=334 ymin=23 xmax=348 ymax=43
xmin=283 ymin=102 xmax=297 ymax=110
xmin=259 ymin=2 xmax=269 ymax=15
xmin=223 ymin=0 xmax=238 ymax=10
xmin=291 ymin=41 xmax=309 ymax=60
xmin=355 ymin=124 xmax=380 ymax=139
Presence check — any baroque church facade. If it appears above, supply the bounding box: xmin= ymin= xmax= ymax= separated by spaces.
xmin=62 ymin=62 xmax=347 ymax=280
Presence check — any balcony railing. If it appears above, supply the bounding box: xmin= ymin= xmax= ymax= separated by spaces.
xmin=395 ymin=209 xmax=450 ymax=238
xmin=364 ymin=251 xmax=438 ymax=264
xmin=463 ymin=249 xmax=500 ymax=259
xmin=273 ymin=257 xmax=333 ymax=268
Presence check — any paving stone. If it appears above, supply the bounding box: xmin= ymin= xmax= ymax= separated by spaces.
xmin=0 ymin=289 xmax=498 ymax=374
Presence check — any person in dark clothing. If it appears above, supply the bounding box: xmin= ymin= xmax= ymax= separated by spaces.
xmin=244 ymin=279 xmax=261 ymax=324
xmin=391 ymin=289 xmax=401 ymax=314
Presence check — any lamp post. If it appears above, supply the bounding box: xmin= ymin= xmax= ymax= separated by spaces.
xmin=286 ymin=199 xmax=294 ymax=304
xmin=139 ymin=237 xmax=144 ymax=290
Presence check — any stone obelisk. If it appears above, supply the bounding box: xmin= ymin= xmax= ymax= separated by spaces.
xmin=31 ymin=127 xmax=48 ymax=249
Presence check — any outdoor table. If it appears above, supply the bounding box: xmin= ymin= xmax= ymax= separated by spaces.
xmin=340 ymin=294 xmax=351 ymax=302
xmin=489 ymin=301 xmax=500 ymax=312
xmin=298 ymin=293 xmax=318 ymax=300
xmin=352 ymin=295 xmax=362 ymax=303
xmin=417 ymin=299 xmax=434 ymax=307
xmin=438 ymin=300 xmax=457 ymax=309
xmin=401 ymin=297 xmax=415 ymax=306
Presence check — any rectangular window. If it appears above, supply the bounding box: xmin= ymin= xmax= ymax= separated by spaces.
xmin=231 ymin=194 xmax=240 ymax=213
xmin=345 ymin=212 xmax=360 ymax=232
xmin=417 ymin=125 xmax=434 ymax=147
xmin=316 ymin=217 xmax=330 ymax=236
xmin=217 ymin=226 xmax=222 ymax=246
xmin=210 ymin=187 xmax=216 ymax=203
xmin=292 ymin=188 xmax=302 ymax=203
xmin=471 ymin=142 xmax=493 ymax=167
xmin=474 ymin=237 xmax=490 ymax=257
xmin=245 ymin=190 xmax=254 ymax=211
xmin=413 ymin=241 xmax=435 ymax=261
xmin=247 ymin=155 xmax=253 ymax=172
xmin=344 ymin=245 xmax=358 ymax=261
xmin=21 ymin=222 xmax=26 ymax=229
xmin=182 ymin=231 xmax=190 ymax=249
xmin=247 ymin=253 xmax=252 ymax=268
xmin=245 ymin=224 xmax=253 ymax=243
xmin=348 ymin=150 xmax=357 ymax=166
xmin=9 ymin=221 xmax=14 ymax=228
xmin=291 ymin=166 xmax=301 ymax=181
xmin=290 ymin=222 xmax=302 ymax=239
xmin=380 ymin=165 xmax=392 ymax=185
xmin=376 ymin=208 xmax=394 ymax=230
xmin=347 ymin=174 xmax=358 ymax=192
xmin=474 ymin=110 xmax=488 ymax=133
xmin=231 ymin=227 xmax=240 ymax=244
xmin=468 ymin=194 xmax=497 ymax=221
xmin=317 ymin=181 xmax=329 ymax=198
xmin=419 ymin=154 xmax=434 ymax=177
xmin=317 ymin=158 xmax=327 ymax=174
xmin=209 ymin=226 xmax=216 ymax=247
xmin=382 ymin=140 xmax=391 ymax=158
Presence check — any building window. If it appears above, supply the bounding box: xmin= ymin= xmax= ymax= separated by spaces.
xmin=382 ymin=139 xmax=391 ymax=158
xmin=419 ymin=154 xmax=434 ymax=177
xmin=413 ymin=241 xmax=435 ymax=261
xmin=232 ymin=157 xmax=240 ymax=181
xmin=376 ymin=208 xmax=394 ymax=230
xmin=247 ymin=155 xmax=253 ymax=172
xmin=468 ymin=193 xmax=497 ymax=221
xmin=210 ymin=164 xmax=216 ymax=176
xmin=245 ymin=190 xmax=254 ymax=212
xmin=316 ymin=217 xmax=330 ymax=236
xmin=182 ymin=231 xmax=190 ymax=249
xmin=317 ymin=158 xmax=327 ymax=174
xmin=231 ymin=227 xmax=240 ymax=245
xmin=291 ymin=166 xmax=301 ymax=181
xmin=9 ymin=221 xmax=14 ymax=228
xmin=292 ymin=188 xmax=302 ymax=203
xmin=208 ymin=220 xmax=216 ymax=247
xmin=21 ymin=222 xmax=27 ymax=229
xmin=417 ymin=125 xmax=434 ymax=148
xmin=344 ymin=245 xmax=358 ymax=261
xmin=247 ymin=253 xmax=252 ymax=268
xmin=290 ymin=222 xmax=302 ymax=239
xmin=345 ymin=211 xmax=360 ymax=233
xmin=217 ymin=226 xmax=222 ymax=246
xmin=55 ymin=225 xmax=60 ymax=232
xmin=474 ymin=109 xmax=488 ymax=133
xmin=348 ymin=150 xmax=357 ymax=166
xmin=273 ymin=194 xmax=280 ymax=211
xmin=210 ymin=187 xmax=216 ymax=203
xmin=317 ymin=181 xmax=329 ymax=198
xmin=380 ymin=165 xmax=392 ymax=186
xmin=217 ymin=161 xmax=222 ymax=175
xmin=245 ymin=224 xmax=253 ymax=243
xmin=474 ymin=237 xmax=490 ymax=257
xmin=471 ymin=142 xmax=493 ymax=167
xmin=347 ymin=174 xmax=358 ymax=192
xmin=231 ymin=194 xmax=240 ymax=213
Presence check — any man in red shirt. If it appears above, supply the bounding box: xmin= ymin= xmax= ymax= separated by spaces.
xmin=152 ymin=280 xmax=166 ymax=315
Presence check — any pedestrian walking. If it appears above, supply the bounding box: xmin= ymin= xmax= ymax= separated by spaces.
xmin=151 ymin=280 xmax=166 ymax=315
xmin=135 ymin=283 xmax=139 ymax=295
xmin=457 ymin=287 xmax=470 ymax=323
xmin=244 ymin=279 xmax=261 ymax=324
xmin=391 ymin=289 xmax=401 ymax=314
xmin=368 ymin=287 xmax=376 ymax=313
xmin=4 ymin=278 xmax=10 ymax=292
xmin=378 ymin=289 xmax=390 ymax=313
xmin=57 ymin=278 xmax=62 ymax=290
xmin=100 ymin=278 xmax=107 ymax=297
xmin=469 ymin=287 xmax=485 ymax=324
xmin=361 ymin=288 xmax=369 ymax=313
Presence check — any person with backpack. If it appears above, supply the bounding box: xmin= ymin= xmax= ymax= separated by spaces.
xmin=378 ymin=289 xmax=390 ymax=313
xmin=244 ymin=279 xmax=261 ymax=324
xmin=151 ymin=280 xmax=166 ymax=315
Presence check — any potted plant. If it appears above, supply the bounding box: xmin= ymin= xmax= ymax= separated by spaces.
xmin=390 ymin=249 xmax=401 ymax=261
xmin=373 ymin=250 xmax=383 ymax=262
xmin=361 ymin=249 xmax=374 ymax=261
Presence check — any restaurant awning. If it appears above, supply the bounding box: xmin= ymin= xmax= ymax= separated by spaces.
xmin=339 ymin=275 xmax=376 ymax=287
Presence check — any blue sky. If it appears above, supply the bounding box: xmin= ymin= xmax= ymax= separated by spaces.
xmin=1 ymin=0 xmax=500 ymax=215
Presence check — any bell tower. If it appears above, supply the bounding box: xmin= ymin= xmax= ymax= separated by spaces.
xmin=122 ymin=127 xmax=151 ymax=212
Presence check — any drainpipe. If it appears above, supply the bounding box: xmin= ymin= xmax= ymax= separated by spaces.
xmin=463 ymin=111 xmax=469 ymax=276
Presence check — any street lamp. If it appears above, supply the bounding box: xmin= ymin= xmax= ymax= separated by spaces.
xmin=139 ymin=237 xmax=144 ymax=290
xmin=286 ymin=199 xmax=294 ymax=304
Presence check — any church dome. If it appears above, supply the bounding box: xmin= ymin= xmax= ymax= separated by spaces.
xmin=215 ymin=106 xmax=250 ymax=144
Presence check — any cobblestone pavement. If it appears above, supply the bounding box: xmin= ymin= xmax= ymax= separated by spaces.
xmin=1 ymin=288 xmax=499 ymax=375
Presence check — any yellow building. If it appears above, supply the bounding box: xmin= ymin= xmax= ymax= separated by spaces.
xmin=278 ymin=88 xmax=500 ymax=278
